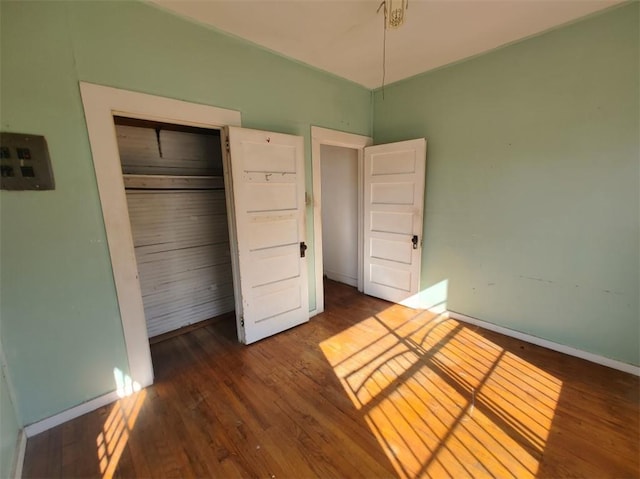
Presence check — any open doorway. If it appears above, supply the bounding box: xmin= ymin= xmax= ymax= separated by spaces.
xmin=82 ymin=83 xmax=310 ymax=390
xmin=313 ymin=128 xmax=428 ymax=312
xmin=81 ymin=82 xmax=242 ymax=388
xmin=311 ymin=126 xmax=372 ymax=315
xmin=113 ymin=117 xmax=237 ymax=344
xmin=320 ymin=145 xmax=359 ymax=288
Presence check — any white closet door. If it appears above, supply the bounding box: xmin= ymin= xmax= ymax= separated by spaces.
xmin=363 ymin=139 xmax=426 ymax=303
xmin=225 ymin=126 xmax=309 ymax=344
xmin=126 ymin=189 xmax=234 ymax=337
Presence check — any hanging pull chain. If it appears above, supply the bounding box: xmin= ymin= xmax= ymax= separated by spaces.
xmin=377 ymin=1 xmax=387 ymax=99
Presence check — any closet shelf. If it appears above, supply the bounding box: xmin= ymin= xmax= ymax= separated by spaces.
xmin=123 ymin=174 xmax=224 ymax=190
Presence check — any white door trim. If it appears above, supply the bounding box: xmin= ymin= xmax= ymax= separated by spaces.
xmin=11 ymin=430 xmax=26 ymax=479
xmin=80 ymin=82 xmax=241 ymax=390
xmin=310 ymin=126 xmax=372 ymax=316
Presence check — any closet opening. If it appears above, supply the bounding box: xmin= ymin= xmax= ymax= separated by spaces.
xmin=320 ymin=144 xmax=359 ymax=289
xmin=113 ymin=116 xmax=237 ymax=345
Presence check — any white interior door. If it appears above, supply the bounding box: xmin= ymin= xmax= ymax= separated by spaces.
xmin=363 ymin=139 xmax=426 ymax=303
xmin=225 ymin=126 xmax=309 ymax=344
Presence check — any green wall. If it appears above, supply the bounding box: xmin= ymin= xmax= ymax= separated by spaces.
xmin=373 ymin=3 xmax=639 ymax=365
xmin=1 ymin=0 xmax=637 ymax=430
xmin=0 ymin=0 xmax=371 ymax=425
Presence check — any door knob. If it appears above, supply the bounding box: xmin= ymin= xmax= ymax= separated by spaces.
xmin=411 ymin=235 xmax=419 ymax=249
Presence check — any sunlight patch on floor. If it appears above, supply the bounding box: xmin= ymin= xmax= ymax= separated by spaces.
xmin=320 ymin=306 xmax=562 ymax=478
xmin=96 ymin=369 xmax=147 ymax=479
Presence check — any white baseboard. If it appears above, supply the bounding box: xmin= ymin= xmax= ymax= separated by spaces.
xmin=24 ymin=390 xmax=120 ymax=438
xmin=448 ymin=311 xmax=640 ymax=377
xmin=11 ymin=429 xmax=26 ymax=479
xmin=324 ymin=271 xmax=358 ymax=288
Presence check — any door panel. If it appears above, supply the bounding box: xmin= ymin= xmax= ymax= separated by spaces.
xmin=364 ymin=139 xmax=426 ymax=303
xmin=370 ymin=149 xmax=416 ymax=175
xmin=371 ymin=237 xmax=413 ymax=264
xmin=245 ymin=182 xmax=297 ymax=211
xmin=370 ymin=211 xmax=414 ymax=235
xmin=371 ymin=182 xmax=416 ymax=205
xmin=371 ymin=263 xmax=412 ymax=291
xmin=226 ymin=126 xmax=309 ymax=344
xmin=241 ymin=142 xmax=297 ymax=172
xmin=251 ymin=246 xmax=300 ymax=286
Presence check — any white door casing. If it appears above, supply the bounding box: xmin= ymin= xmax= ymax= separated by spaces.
xmin=225 ymin=126 xmax=309 ymax=344
xmin=310 ymin=126 xmax=372 ymax=315
xmin=363 ymin=139 xmax=427 ymax=303
xmin=80 ymin=82 xmax=241 ymax=390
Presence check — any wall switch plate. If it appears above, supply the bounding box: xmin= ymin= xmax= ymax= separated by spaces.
xmin=0 ymin=132 xmax=55 ymax=190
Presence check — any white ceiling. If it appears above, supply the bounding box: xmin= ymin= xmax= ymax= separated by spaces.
xmin=150 ymin=0 xmax=621 ymax=89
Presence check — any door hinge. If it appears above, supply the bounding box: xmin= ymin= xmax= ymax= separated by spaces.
xmin=225 ymin=136 xmax=230 ymax=153
xmin=240 ymin=317 xmax=244 ymax=327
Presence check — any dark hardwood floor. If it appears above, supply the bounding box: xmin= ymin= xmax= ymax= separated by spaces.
xmin=23 ymin=280 xmax=639 ymax=478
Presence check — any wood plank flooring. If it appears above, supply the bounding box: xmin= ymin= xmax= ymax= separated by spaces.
xmin=23 ymin=280 xmax=639 ymax=478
